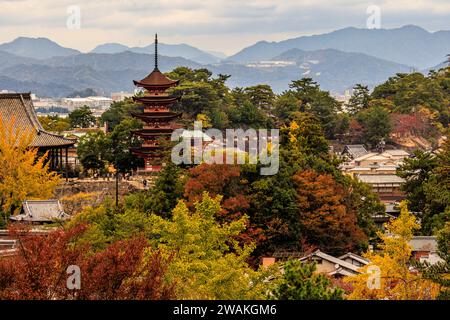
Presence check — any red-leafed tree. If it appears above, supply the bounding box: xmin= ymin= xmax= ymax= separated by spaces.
xmin=76 ymin=238 xmax=175 ymax=300
xmin=390 ymin=111 xmax=435 ymax=139
xmin=346 ymin=118 xmax=365 ymax=144
xmin=0 ymin=225 xmax=175 ymax=300
xmin=184 ymin=163 xmax=265 ymax=247
xmin=0 ymin=224 xmax=88 ymax=300
xmin=293 ymin=169 xmax=367 ymax=255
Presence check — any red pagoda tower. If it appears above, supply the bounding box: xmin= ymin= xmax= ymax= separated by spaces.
xmin=130 ymin=34 xmax=182 ymax=172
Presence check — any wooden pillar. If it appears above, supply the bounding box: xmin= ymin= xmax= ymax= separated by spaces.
xmin=54 ymin=148 xmax=58 ymax=170
xmin=65 ymin=147 xmax=69 ymax=182
xmin=59 ymin=148 xmax=63 ymax=173
xmin=55 ymin=148 xmax=58 ymax=170
xmin=50 ymin=149 xmax=54 ymax=170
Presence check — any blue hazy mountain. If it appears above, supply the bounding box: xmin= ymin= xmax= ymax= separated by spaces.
xmin=0 ymin=26 xmax=447 ymax=97
xmin=0 ymin=51 xmax=202 ymax=97
xmin=227 ymin=25 xmax=450 ymax=69
xmin=91 ymin=42 xmax=223 ymax=64
xmin=212 ymin=48 xmax=411 ymax=93
xmin=0 ymin=37 xmax=80 ymax=60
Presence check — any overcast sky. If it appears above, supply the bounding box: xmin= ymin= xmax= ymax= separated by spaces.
xmin=0 ymin=0 xmax=449 ymax=55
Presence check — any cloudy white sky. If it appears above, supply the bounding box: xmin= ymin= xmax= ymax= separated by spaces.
xmin=0 ymin=0 xmax=449 ymax=55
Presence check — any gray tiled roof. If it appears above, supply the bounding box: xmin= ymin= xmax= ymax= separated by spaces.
xmin=343 ymin=144 xmax=368 ymax=159
xmin=299 ymin=250 xmax=361 ymax=273
xmin=382 ymin=149 xmax=410 ymax=157
xmin=357 ymin=174 xmax=405 ymax=184
xmin=0 ymin=93 xmax=75 ymax=148
xmin=409 ymin=236 xmax=438 ymax=252
xmin=338 ymin=252 xmax=370 ymax=265
xmin=10 ymin=199 xmax=67 ymax=223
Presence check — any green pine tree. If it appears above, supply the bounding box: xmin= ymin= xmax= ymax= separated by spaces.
xmin=347 ymin=84 xmax=371 ymax=115
xmin=271 ymin=259 xmax=343 ymax=300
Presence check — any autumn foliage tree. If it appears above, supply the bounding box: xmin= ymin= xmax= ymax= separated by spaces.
xmin=0 ymin=115 xmax=60 ymax=221
xmin=0 ymin=225 xmax=175 ymax=300
xmin=250 ymin=114 xmax=379 ymax=257
xmin=75 ymin=237 xmax=175 ymax=300
xmin=293 ymin=169 xmax=367 ymax=255
xmin=344 ymin=202 xmax=439 ymax=300
xmin=184 ymin=163 xmax=265 ymax=247
xmin=146 ymin=193 xmax=273 ymax=299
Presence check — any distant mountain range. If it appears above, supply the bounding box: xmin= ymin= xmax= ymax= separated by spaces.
xmin=0 ymin=51 xmax=202 ymax=97
xmin=0 ymin=26 xmax=448 ymax=97
xmin=0 ymin=37 xmax=80 ymax=60
xmin=209 ymin=48 xmax=413 ymax=93
xmin=227 ymin=25 xmax=450 ymax=69
xmin=0 ymin=36 xmax=225 ymax=65
xmin=91 ymin=42 xmax=223 ymax=64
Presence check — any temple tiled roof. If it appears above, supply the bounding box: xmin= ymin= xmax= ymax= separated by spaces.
xmin=409 ymin=236 xmax=438 ymax=252
xmin=133 ymin=68 xmax=179 ymax=88
xmin=10 ymin=199 xmax=67 ymax=223
xmin=357 ymin=174 xmax=405 ymax=185
xmin=0 ymin=93 xmax=75 ymax=148
xmin=342 ymin=144 xmax=369 ymax=159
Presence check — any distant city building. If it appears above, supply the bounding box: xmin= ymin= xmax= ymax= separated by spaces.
xmin=32 ymin=97 xmax=69 ymax=117
xmin=111 ymin=92 xmax=134 ymax=102
xmin=60 ymin=96 xmax=113 ymax=111
xmin=246 ymin=60 xmax=296 ymax=68
xmin=32 ymin=98 xmax=58 ymax=109
xmin=333 ymin=90 xmax=352 ymax=109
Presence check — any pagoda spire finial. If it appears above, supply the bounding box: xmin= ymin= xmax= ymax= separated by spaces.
xmin=154 ymin=33 xmax=158 ymax=70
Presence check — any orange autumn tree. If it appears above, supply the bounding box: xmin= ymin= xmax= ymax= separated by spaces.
xmin=0 ymin=115 xmax=60 ymax=218
xmin=344 ymin=202 xmax=439 ymax=300
xmin=184 ymin=163 xmax=265 ymax=247
xmin=293 ymin=169 xmax=366 ymax=255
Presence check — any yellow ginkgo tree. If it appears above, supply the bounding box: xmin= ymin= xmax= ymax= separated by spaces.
xmin=0 ymin=115 xmax=60 ymax=220
xmin=344 ymin=202 xmax=439 ymax=300
xmin=145 ymin=192 xmax=275 ymax=300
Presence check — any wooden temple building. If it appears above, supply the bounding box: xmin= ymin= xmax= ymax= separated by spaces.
xmin=130 ymin=34 xmax=182 ymax=172
xmin=0 ymin=93 xmax=75 ymax=176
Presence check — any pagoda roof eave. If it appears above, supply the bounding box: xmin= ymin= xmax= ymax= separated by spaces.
xmin=130 ymin=148 xmax=166 ymax=157
xmin=133 ymin=131 xmax=172 ymax=135
xmin=133 ymin=68 xmax=180 ymax=89
xmin=132 ymin=146 xmax=165 ymax=151
xmin=132 ymin=96 xmax=180 ymax=104
xmin=133 ymin=80 xmax=179 ymax=89
xmin=131 ymin=112 xmax=182 ymax=121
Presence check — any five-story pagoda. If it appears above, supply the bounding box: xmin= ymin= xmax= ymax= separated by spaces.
xmin=130 ymin=34 xmax=182 ymax=172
